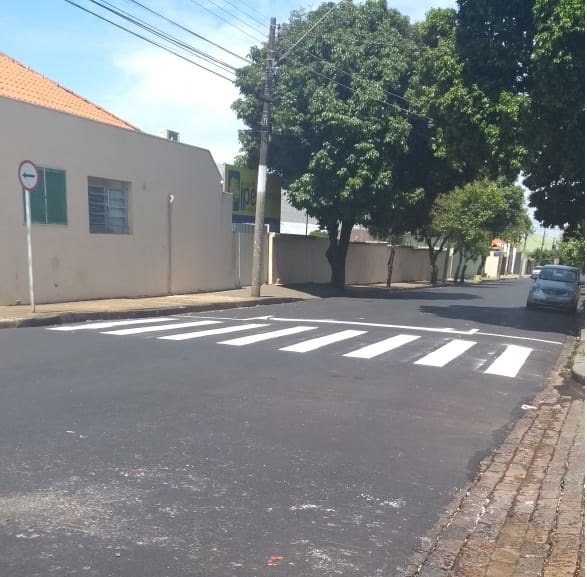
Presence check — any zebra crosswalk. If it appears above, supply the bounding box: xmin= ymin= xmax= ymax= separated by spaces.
xmin=47 ymin=316 xmax=540 ymax=378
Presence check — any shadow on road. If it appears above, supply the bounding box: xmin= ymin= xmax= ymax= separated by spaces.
xmin=287 ymin=283 xmax=482 ymax=301
xmin=418 ymin=303 xmax=583 ymax=336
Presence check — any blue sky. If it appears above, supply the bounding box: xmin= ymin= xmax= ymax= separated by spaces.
xmin=1 ymin=0 xmax=456 ymax=163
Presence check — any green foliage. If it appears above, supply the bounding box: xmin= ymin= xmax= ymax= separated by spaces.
xmin=524 ymin=0 xmax=585 ymax=232
xmin=453 ymin=0 xmax=585 ymax=233
xmin=529 ymin=247 xmax=559 ymax=265
xmin=558 ymin=227 xmax=585 ymax=269
xmin=233 ymin=1 xmax=419 ymax=286
xmin=430 ymin=178 xmax=529 ymax=263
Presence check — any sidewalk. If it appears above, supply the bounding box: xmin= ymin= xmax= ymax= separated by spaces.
xmin=1 ymin=280 xmax=583 ymax=576
xmin=0 ymin=281 xmax=439 ymax=329
xmin=405 ymin=329 xmax=585 ymax=577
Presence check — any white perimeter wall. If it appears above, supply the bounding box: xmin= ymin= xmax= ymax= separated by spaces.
xmin=0 ymin=96 xmax=235 ymax=305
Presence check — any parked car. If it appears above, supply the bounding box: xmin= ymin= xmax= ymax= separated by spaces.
xmin=530 ymin=265 xmax=544 ymax=279
xmin=526 ymin=264 xmax=582 ymax=313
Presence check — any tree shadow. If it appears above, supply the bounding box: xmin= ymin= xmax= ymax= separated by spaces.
xmin=418 ymin=303 xmax=583 ymax=336
xmin=284 ymin=283 xmax=482 ymax=301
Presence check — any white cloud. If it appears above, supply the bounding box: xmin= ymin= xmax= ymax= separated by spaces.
xmin=94 ymin=0 xmax=457 ymax=165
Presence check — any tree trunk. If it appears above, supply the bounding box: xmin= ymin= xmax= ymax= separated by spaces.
xmin=477 ymin=255 xmax=487 ymax=276
xmin=386 ymin=244 xmax=396 ymax=288
xmin=453 ymin=250 xmax=464 ymax=284
xmin=425 ymin=236 xmax=448 ymax=285
xmin=460 ymin=263 xmax=467 ymax=284
xmin=325 ymin=221 xmax=353 ymax=289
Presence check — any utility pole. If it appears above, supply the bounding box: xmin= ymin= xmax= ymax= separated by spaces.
xmin=250 ymin=17 xmax=276 ymax=297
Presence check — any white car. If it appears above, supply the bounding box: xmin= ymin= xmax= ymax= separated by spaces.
xmin=530 ymin=265 xmax=544 ymax=279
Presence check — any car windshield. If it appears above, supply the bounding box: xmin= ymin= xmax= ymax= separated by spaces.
xmin=539 ymin=268 xmax=577 ymax=283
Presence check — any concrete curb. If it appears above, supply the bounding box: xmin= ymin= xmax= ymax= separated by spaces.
xmin=0 ymin=297 xmax=304 ymax=329
xmin=571 ymin=329 xmax=585 ymax=385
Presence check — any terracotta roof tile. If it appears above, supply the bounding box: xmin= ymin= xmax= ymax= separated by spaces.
xmin=0 ymin=52 xmax=139 ymax=131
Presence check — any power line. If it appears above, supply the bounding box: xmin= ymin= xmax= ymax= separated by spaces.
xmin=83 ymin=0 xmax=237 ymax=74
xmin=280 ymin=54 xmax=430 ymax=121
xmin=296 ymin=46 xmax=413 ymax=107
xmin=64 ymin=0 xmax=235 ymax=82
xmin=219 ymin=0 xmax=268 ymax=29
xmin=186 ymin=0 xmax=265 ymax=43
xmin=123 ymin=0 xmax=251 ymax=64
xmin=278 ymin=2 xmax=339 ymax=64
xmin=205 ymin=0 xmax=266 ymax=37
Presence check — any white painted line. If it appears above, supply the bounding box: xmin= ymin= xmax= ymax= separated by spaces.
xmin=219 ymin=325 xmax=317 ymax=346
xmin=415 ymin=339 xmax=477 ymax=367
xmin=279 ymin=330 xmax=366 ymax=353
xmin=484 ymin=345 xmax=533 ymax=378
xmin=266 ymin=316 xmax=478 ymax=335
xmin=475 ymin=332 xmax=563 ymax=345
xmin=343 ymin=334 xmax=421 ymax=359
xmin=101 ymin=320 xmax=221 ymax=336
xmin=48 ymin=318 xmax=175 ymax=331
xmin=158 ymin=323 xmax=269 ymax=341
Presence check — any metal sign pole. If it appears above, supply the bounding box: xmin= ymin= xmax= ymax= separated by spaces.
xmin=24 ymin=188 xmax=35 ymax=312
xmin=18 ymin=160 xmax=39 ymax=312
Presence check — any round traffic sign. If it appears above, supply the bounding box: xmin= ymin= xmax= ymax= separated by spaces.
xmin=18 ymin=160 xmax=39 ymax=191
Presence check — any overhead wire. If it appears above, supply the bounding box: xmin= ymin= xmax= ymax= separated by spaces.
xmin=205 ymin=0 xmax=266 ymax=37
xmin=64 ymin=0 xmax=236 ymax=82
xmin=279 ymin=54 xmax=431 ymax=121
xmin=219 ymin=0 xmax=268 ymax=29
xmin=122 ymin=0 xmax=252 ymax=64
xmin=86 ymin=0 xmax=237 ymax=73
xmin=186 ymin=0 xmax=266 ymax=43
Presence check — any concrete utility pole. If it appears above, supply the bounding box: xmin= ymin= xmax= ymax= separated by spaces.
xmin=250 ymin=17 xmax=277 ymax=297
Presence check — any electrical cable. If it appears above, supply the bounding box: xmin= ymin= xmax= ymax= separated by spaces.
xmin=85 ymin=0 xmax=237 ymax=73
xmin=123 ymin=0 xmax=251 ymax=63
xmin=64 ymin=0 xmax=236 ymax=82
xmin=186 ymin=0 xmax=265 ymax=43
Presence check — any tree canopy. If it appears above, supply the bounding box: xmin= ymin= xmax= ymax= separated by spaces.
xmin=233 ymin=0 xmax=419 ymax=287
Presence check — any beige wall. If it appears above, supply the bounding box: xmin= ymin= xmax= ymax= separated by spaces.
xmin=0 ymin=96 xmax=235 ymax=305
xmin=267 ymin=235 xmax=450 ymax=285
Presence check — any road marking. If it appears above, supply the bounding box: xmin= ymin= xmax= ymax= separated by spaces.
xmin=240 ymin=316 xmax=479 ymax=335
xmin=343 ymin=334 xmax=421 ymax=359
xmin=415 ymin=339 xmax=477 ymax=367
xmin=219 ymin=325 xmax=317 ymax=346
xmin=475 ymin=332 xmax=563 ymax=345
xmin=158 ymin=323 xmax=269 ymax=341
xmin=484 ymin=345 xmax=533 ymax=378
xmin=48 ymin=318 xmax=175 ymax=331
xmin=101 ymin=320 xmax=221 ymax=336
xmin=187 ymin=316 xmax=563 ymax=345
xmin=280 ymin=330 xmax=367 ymax=353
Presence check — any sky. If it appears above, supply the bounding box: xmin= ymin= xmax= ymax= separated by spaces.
xmin=0 ymin=0 xmax=455 ymax=164
xmin=0 ymin=0 xmax=554 ymax=236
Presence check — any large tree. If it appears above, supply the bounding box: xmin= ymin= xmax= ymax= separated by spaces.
xmin=233 ymin=0 xmax=418 ymax=287
xmin=400 ymin=8 xmax=527 ymax=283
xmin=455 ymin=0 xmax=585 ymax=233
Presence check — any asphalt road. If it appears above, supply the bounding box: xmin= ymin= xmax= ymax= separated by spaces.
xmin=0 ymin=279 xmax=582 ymax=577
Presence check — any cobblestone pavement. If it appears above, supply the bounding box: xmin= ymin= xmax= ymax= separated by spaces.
xmin=405 ymin=338 xmax=585 ymax=577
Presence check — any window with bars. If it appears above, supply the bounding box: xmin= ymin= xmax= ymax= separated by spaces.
xmin=88 ymin=177 xmax=130 ymax=234
xmin=23 ymin=167 xmax=67 ymax=225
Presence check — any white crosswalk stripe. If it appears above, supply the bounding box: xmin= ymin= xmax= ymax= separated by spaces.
xmin=44 ymin=318 xmax=537 ymax=378
xmin=102 ymin=320 xmax=221 ymax=336
xmin=484 ymin=344 xmax=533 ymax=378
xmin=279 ymin=330 xmax=367 ymax=353
xmin=414 ymin=339 xmax=477 ymax=367
xmin=48 ymin=318 xmax=175 ymax=331
xmin=158 ymin=323 xmax=269 ymax=341
xmin=343 ymin=334 xmax=421 ymax=359
xmin=219 ymin=325 xmax=317 ymax=346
